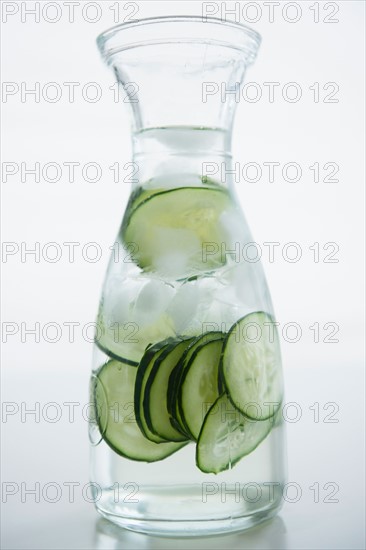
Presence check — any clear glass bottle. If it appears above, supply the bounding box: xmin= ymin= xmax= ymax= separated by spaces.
xmin=89 ymin=16 xmax=286 ymax=536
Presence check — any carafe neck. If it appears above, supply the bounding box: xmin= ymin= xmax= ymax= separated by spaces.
xmin=98 ymin=17 xmax=260 ymax=130
xmin=97 ymin=17 xmax=261 ymax=190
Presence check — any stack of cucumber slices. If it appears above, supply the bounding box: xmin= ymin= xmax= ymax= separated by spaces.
xmin=93 ymin=311 xmax=283 ymax=474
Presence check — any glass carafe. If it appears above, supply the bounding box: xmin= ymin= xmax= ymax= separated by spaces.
xmin=90 ymin=16 xmax=286 ymax=536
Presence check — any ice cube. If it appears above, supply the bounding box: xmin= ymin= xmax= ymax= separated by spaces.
xmin=183 ymin=276 xmax=224 ymax=333
xmin=167 ymin=280 xmax=199 ymax=333
xmin=132 ymin=279 xmax=175 ymax=327
xmin=152 ymin=227 xmax=201 ymax=278
xmin=103 ymin=275 xmax=144 ymax=325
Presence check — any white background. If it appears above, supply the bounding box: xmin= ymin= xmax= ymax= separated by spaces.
xmin=1 ymin=1 xmax=365 ymax=548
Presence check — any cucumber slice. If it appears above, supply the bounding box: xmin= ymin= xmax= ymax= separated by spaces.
xmin=134 ymin=339 xmax=175 ymax=443
xmin=179 ymin=338 xmax=224 ymax=440
xmin=123 ymin=186 xmax=162 ymax=218
xmin=94 ymin=337 xmax=138 ymax=367
xmin=196 ymin=394 xmax=273 ymax=474
xmin=122 ymin=187 xmax=233 ymax=275
xmin=95 ymin=311 xmax=175 ymax=367
xmin=168 ymin=332 xmax=224 ymax=435
xmin=144 ymin=338 xmax=195 ymax=442
xmin=222 ymin=311 xmax=283 ymax=420
xmin=94 ymin=360 xmax=186 ymax=461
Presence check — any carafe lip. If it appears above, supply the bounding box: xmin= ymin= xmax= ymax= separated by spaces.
xmin=97 ymin=15 xmax=261 ymax=65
